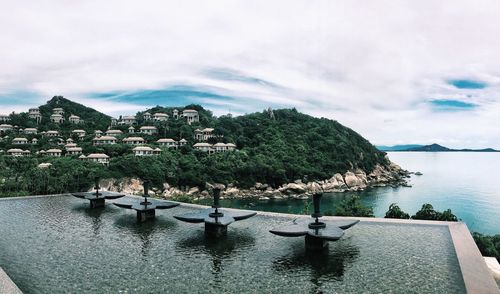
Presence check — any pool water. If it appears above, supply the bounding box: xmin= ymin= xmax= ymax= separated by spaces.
xmin=0 ymin=196 xmax=465 ymax=293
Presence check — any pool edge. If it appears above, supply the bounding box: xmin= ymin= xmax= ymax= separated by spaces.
xmin=0 ymin=267 xmax=22 ymax=294
xmin=449 ymin=222 xmax=500 ymax=294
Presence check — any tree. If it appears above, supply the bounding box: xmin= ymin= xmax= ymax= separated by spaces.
xmin=384 ymin=203 xmax=410 ymax=219
xmin=334 ymin=196 xmax=374 ymax=217
xmin=411 ymin=204 xmax=458 ymax=221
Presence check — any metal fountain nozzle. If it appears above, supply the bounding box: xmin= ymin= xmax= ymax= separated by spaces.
xmin=311 ymin=193 xmax=323 ymax=219
xmin=212 ymin=187 xmax=221 ymax=209
xmin=94 ymin=177 xmax=101 ymax=196
xmin=143 ymin=180 xmax=150 ymax=198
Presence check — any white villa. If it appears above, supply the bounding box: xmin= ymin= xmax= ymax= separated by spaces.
xmin=52 ymin=108 xmax=64 ymax=115
xmin=50 ymin=113 xmax=64 ymax=124
xmin=44 ymin=130 xmax=59 ymax=137
xmin=157 ymin=138 xmax=177 ymax=148
xmin=0 ymin=124 xmax=13 ymax=132
xmin=132 ymin=146 xmax=161 ymax=156
xmin=7 ymin=149 xmax=30 ymax=157
xmin=12 ymin=137 xmax=29 ymax=145
xmin=23 ymin=128 xmax=38 ymax=134
xmin=95 ymin=130 xmax=103 ymax=137
xmin=93 ymin=136 xmax=117 ymax=146
xmin=68 ymin=114 xmax=81 ymax=124
xmin=153 ymin=113 xmax=168 ymax=121
xmin=194 ymin=142 xmax=236 ymax=153
xmin=85 ymin=153 xmax=110 ymax=166
xmin=179 ymin=138 xmax=187 ymax=146
xmin=32 ymin=138 xmax=38 ymax=144
xmin=106 ymin=129 xmax=123 ymax=136
xmin=65 ymin=143 xmax=77 ymax=149
xmin=111 ymin=118 xmax=118 ymax=126
xmin=28 ymin=108 xmax=41 ymax=123
xmin=128 ymin=126 xmax=135 ymax=133
xmin=66 ymin=147 xmax=83 ymax=156
xmin=122 ymin=137 xmax=145 ymax=145
xmin=139 ymin=126 xmax=158 ymax=135
xmin=181 ymin=109 xmax=199 ymax=124
xmin=0 ymin=114 xmax=9 ymax=122
xmin=143 ymin=112 xmax=152 ymax=120
xmin=173 ymin=109 xmax=179 ymax=119
xmin=120 ymin=116 xmax=136 ymax=125
xmin=72 ymin=129 xmax=86 ymax=138
xmin=194 ymin=128 xmax=216 ymax=141
xmin=38 ymin=163 xmax=52 ymax=169
xmin=46 ymin=149 xmax=62 ymax=157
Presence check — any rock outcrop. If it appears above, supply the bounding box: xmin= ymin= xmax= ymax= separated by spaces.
xmin=99 ymin=162 xmax=410 ymax=200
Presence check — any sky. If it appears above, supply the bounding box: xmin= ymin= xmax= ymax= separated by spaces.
xmin=1 ymin=0 xmax=500 ymax=149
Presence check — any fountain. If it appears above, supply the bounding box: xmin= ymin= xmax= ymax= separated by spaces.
xmin=113 ymin=180 xmax=179 ymax=222
xmin=72 ymin=177 xmax=125 ymax=208
xmin=270 ymin=193 xmax=359 ymax=250
xmin=174 ymin=187 xmax=257 ymax=237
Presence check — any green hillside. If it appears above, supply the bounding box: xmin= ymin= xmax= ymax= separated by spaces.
xmin=0 ymin=97 xmax=389 ymax=196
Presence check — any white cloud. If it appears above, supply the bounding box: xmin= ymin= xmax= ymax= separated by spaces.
xmin=1 ymin=0 xmax=500 ymax=148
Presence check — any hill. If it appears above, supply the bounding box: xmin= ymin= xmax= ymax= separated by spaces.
xmin=379 ymin=143 xmax=499 ymax=152
xmin=377 ymin=144 xmax=423 ymax=151
xmin=0 ymin=98 xmax=398 ymax=196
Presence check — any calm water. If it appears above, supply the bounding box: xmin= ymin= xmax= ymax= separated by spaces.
xmin=211 ymin=152 xmax=500 ymax=235
xmin=0 ymin=196 xmax=465 ymax=293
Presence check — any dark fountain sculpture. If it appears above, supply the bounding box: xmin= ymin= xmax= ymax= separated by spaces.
xmin=72 ymin=177 xmax=125 ymax=208
xmin=270 ymin=193 xmax=359 ymax=251
xmin=113 ymin=180 xmax=179 ymax=222
xmin=174 ymin=187 xmax=257 ymax=237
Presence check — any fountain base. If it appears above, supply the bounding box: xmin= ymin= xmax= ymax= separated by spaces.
xmin=205 ymin=222 xmax=228 ymax=238
xmin=89 ymin=198 xmax=105 ymax=209
xmin=305 ymin=235 xmax=329 ymax=251
xmin=137 ymin=209 xmax=155 ymax=222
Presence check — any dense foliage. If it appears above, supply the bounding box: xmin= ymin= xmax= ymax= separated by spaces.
xmin=384 ymin=203 xmax=410 ymax=219
xmin=0 ymin=97 xmax=389 ymax=196
xmin=473 ymin=233 xmax=500 ymax=262
xmin=334 ymin=196 xmax=374 ymax=217
xmin=411 ymin=204 xmax=458 ymax=221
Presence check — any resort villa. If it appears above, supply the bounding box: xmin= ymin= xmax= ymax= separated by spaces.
xmin=139 ymin=126 xmax=158 ymax=135
xmin=68 ymin=115 xmax=82 ymax=124
xmin=7 ymin=148 xmax=30 ymax=156
xmin=0 ymin=114 xmax=9 ymax=122
xmin=152 ymin=112 xmax=168 ymax=121
xmin=12 ymin=137 xmax=29 ymax=145
xmin=52 ymin=108 xmax=64 ymax=115
xmin=28 ymin=108 xmax=42 ymax=123
xmin=122 ymin=137 xmax=145 ymax=145
xmin=45 ymin=149 xmax=62 ymax=157
xmin=81 ymin=153 xmax=110 ymax=166
xmin=181 ymin=109 xmax=199 ymax=124
xmin=132 ymin=146 xmax=162 ymax=156
xmin=120 ymin=116 xmax=136 ymax=125
xmin=0 ymin=124 xmax=13 ymax=133
xmin=23 ymin=128 xmax=38 ymax=134
xmin=66 ymin=147 xmax=83 ymax=156
xmin=44 ymin=130 xmax=59 ymax=137
xmin=93 ymin=136 xmax=117 ymax=146
xmin=50 ymin=113 xmax=64 ymax=124
xmin=194 ymin=142 xmax=237 ymax=153
xmin=72 ymin=129 xmax=86 ymax=138
xmin=157 ymin=138 xmax=177 ymax=148
xmin=194 ymin=128 xmax=216 ymax=141
xmin=106 ymin=129 xmax=123 ymax=136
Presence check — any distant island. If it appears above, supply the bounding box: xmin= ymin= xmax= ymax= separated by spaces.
xmin=377 ymin=143 xmax=499 ymax=152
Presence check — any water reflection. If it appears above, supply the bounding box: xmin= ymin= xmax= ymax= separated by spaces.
xmin=272 ymin=238 xmax=359 ymax=293
xmin=113 ymin=214 xmax=177 ymax=257
xmin=71 ymin=204 xmax=112 ymax=238
xmin=176 ymin=230 xmax=256 ymax=288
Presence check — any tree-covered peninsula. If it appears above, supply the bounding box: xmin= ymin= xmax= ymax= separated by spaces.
xmin=0 ymin=96 xmax=408 ymax=198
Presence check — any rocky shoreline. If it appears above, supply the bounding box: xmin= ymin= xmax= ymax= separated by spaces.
xmin=100 ymin=162 xmax=410 ymax=201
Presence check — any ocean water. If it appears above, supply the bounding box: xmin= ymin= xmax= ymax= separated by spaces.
xmin=213 ymin=152 xmax=500 ymax=235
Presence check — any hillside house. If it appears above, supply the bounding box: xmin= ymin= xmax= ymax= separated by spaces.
xmin=85 ymin=153 xmax=110 ymax=166
xmin=93 ymin=136 xmax=117 ymax=146
xmin=66 ymin=147 xmax=82 ymax=156
xmin=194 ymin=128 xmax=216 ymax=141
xmin=139 ymin=126 xmax=158 ymax=135
xmin=178 ymin=138 xmax=187 ymax=146
xmin=52 ymin=108 xmax=64 ymax=115
xmin=72 ymin=129 xmax=86 ymax=138
xmin=213 ymin=143 xmax=237 ymax=152
xmin=28 ymin=108 xmax=41 ymax=123
xmin=157 ymin=138 xmax=177 ymax=148
xmin=128 ymin=126 xmax=135 ymax=134
xmin=68 ymin=114 xmax=81 ymax=124
xmin=7 ymin=149 xmax=30 ymax=157
xmin=12 ymin=137 xmax=29 ymax=145
xmin=38 ymin=163 xmax=52 ymax=169
xmin=23 ymin=128 xmax=38 ymax=134
xmin=0 ymin=114 xmax=9 ymax=122
xmin=0 ymin=124 xmax=14 ymax=133
xmin=50 ymin=114 xmax=64 ymax=124
xmin=106 ymin=129 xmax=123 ymax=136
xmin=111 ymin=118 xmax=118 ymax=126
xmin=44 ymin=130 xmax=59 ymax=137
xmin=181 ymin=109 xmax=199 ymax=124
xmin=153 ymin=113 xmax=168 ymax=121
xmin=46 ymin=149 xmax=62 ymax=157
xmin=132 ymin=146 xmax=161 ymax=156
xmin=120 ymin=116 xmax=136 ymax=125
xmin=173 ymin=109 xmax=179 ymax=119
xmin=122 ymin=137 xmax=145 ymax=145
xmin=193 ymin=142 xmax=214 ymax=153
xmin=95 ymin=130 xmax=103 ymax=137
xmin=143 ymin=112 xmax=152 ymax=120
xmin=31 ymin=138 xmax=38 ymax=144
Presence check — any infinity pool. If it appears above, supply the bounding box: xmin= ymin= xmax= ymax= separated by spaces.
xmin=0 ymin=196 xmax=467 ymax=293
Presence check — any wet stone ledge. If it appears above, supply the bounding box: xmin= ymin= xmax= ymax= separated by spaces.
xmin=0 ymin=267 xmax=22 ymax=294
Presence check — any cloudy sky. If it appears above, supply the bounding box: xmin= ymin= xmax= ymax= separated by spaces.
xmin=1 ymin=0 xmax=500 ymax=148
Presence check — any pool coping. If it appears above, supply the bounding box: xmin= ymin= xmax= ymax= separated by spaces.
xmin=1 ymin=194 xmax=499 ymax=293
xmin=0 ymin=267 xmax=22 ymax=294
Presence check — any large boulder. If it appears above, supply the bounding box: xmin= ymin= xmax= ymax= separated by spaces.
xmin=279 ymin=182 xmax=307 ymax=194
xmin=306 ymin=181 xmax=322 ymax=194
xmin=223 ymin=187 xmax=240 ymax=197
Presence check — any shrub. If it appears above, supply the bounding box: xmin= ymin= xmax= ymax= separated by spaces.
xmin=384 ymin=203 xmax=410 ymax=219
xmin=334 ymin=196 xmax=374 ymax=217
